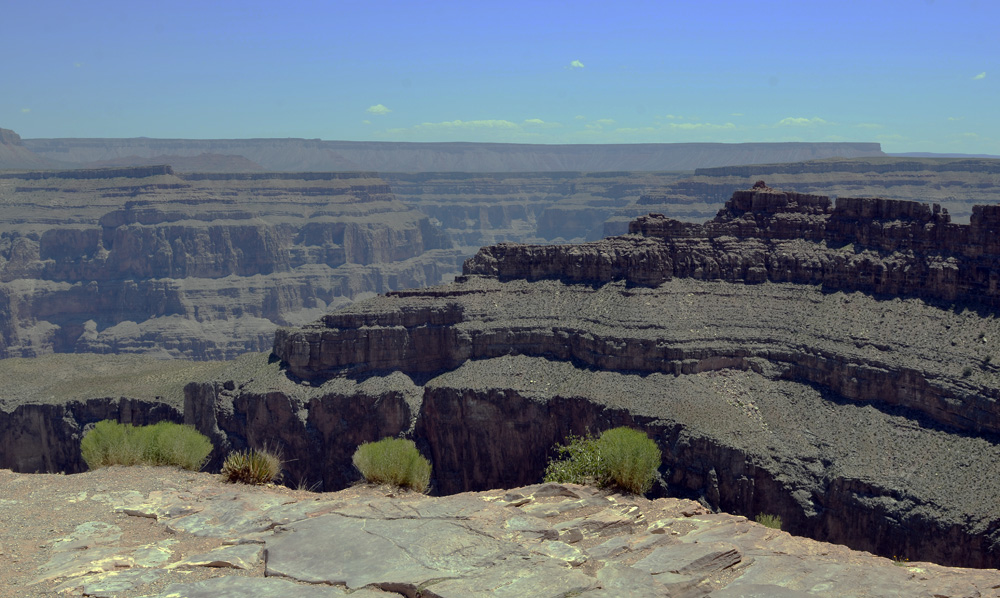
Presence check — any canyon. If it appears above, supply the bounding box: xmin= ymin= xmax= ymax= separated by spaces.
xmin=4 ymin=158 xmax=999 ymax=362
xmin=3 ymin=186 xmax=1000 ymax=573
xmin=0 ymin=167 xmax=462 ymax=359
xmin=3 ymin=127 xmax=1000 ymax=363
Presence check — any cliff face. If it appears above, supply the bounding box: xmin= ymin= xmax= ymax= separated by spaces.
xmin=0 ymin=168 xmax=462 ymax=359
xmin=265 ymin=187 xmax=1000 ymax=568
xmin=464 ymin=189 xmax=1000 ymax=309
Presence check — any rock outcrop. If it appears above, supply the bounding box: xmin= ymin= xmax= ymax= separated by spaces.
xmin=7 ymin=470 xmax=999 ymax=598
xmin=466 ymin=189 xmax=1000 ymax=309
xmin=0 ymin=168 xmax=463 ymax=359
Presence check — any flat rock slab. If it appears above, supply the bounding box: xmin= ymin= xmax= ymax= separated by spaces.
xmin=146 ymin=575 xmax=396 ymax=598
xmin=4 ymin=468 xmax=1000 ymax=597
xmin=265 ymin=513 xmax=516 ymax=589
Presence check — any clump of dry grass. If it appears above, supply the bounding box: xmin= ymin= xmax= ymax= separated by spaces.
xmin=220 ymin=447 xmax=283 ymax=485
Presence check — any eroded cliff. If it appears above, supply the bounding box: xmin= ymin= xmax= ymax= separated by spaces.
xmin=0 ymin=168 xmax=462 ymax=359
xmin=265 ymin=186 xmax=1000 ymax=568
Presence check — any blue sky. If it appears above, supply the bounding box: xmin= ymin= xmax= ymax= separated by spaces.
xmin=2 ymin=0 xmax=996 ymax=153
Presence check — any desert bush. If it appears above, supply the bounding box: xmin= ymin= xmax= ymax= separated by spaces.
xmin=221 ymin=447 xmax=282 ymax=485
xmin=544 ymin=426 xmax=661 ymax=494
xmin=81 ymin=420 xmax=212 ymax=471
xmin=755 ymin=513 xmax=782 ymax=530
xmin=352 ymin=437 xmax=431 ymax=493
xmin=543 ymin=433 xmax=603 ymax=487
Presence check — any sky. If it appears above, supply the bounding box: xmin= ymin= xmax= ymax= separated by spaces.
xmin=1 ymin=0 xmax=997 ymax=153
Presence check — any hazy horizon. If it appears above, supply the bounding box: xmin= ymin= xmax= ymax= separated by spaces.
xmin=3 ymin=0 xmax=996 ymax=154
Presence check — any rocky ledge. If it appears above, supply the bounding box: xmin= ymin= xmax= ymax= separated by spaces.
xmin=263 ymin=187 xmax=1000 ymax=569
xmin=3 ymin=469 xmax=997 ymax=598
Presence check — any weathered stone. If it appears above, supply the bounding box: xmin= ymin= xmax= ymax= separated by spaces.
xmin=167 ymin=544 xmax=262 ymax=570
xmin=504 ymin=515 xmax=557 ymax=540
xmin=50 ymin=521 xmax=122 ymax=551
xmin=633 ymin=541 xmax=743 ymax=576
xmin=579 ymin=563 xmax=673 ymax=597
xmin=419 ymin=556 xmax=596 ymax=598
xmin=77 ymin=568 xmax=166 ymax=597
xmin=143 ymin=575 xmax=393 ymax=597
xmin=264 ymin=513 xmax=516 ymax=589
xmin=533 ymin=540 xmax=587 ymax=566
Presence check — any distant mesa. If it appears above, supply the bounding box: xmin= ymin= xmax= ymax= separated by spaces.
xmin=0 ymin=127 xmax=64 ymax=169
xmin=7 ymin=128 xmax=886 ymax=172
xmin=81 ymin=153 xmax=267 ymax=173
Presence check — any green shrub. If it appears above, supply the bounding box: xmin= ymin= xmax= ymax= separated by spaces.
xmin=543 ymin=434 xmax=603 ymax=487
xmin=755 ymin=513 xmax=782 ymax=530
xmin=81 ymin=420 xmax=212 ymax=471
xmin=352 ymin=437 xmax=431 ymax=493
xmin=221 ymin=447 xmax=282 ymax=485
xmin=544 ymin=426 xmax=661 ymax=494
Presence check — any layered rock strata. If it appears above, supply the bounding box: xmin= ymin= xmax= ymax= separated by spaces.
xmin=467 ymin=188 xmax=1000 ymax=309
xmin=265 ymin=187 xmax=1000 ymax=567
xmin=0 ymin=168 xmax=462 ymax=359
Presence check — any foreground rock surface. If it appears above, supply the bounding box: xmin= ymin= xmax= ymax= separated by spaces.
xmin=2 ymin=468 xmax=996 ymax=598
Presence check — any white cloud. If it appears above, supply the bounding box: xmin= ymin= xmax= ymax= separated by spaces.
xmin=777 ymin=117 xmax=829 ymax=126
xmin=668 ymin=121 xmax=736 ymax=130
xmin=613 ymin=121 xmax=737 ymax=134
xmin=585 ymin=118 xmax=617 ymax=130
xmin=383 ymin=119 xmax=521 ymax=137
xmin=948 ymin=116 xmax=964 ymax=121
xmin=366 ymin=104 xmax=392 ymax=115
xmin=362 ymin=119 xmax=372 ymax=125
xmin=574 ymin=115 xmax=586 ymax=120
xmin=524 ymin=118 xmax=546 ymax=125
xmin=973 ymin=72 xmax=986 ymax=80
xmin=20 ymin=108 xmax=30 ymax=113
xmin=569 ymin=60 xmax=585 ymax=69
xmin=430 ymin=119 xmax=518 ymax=129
